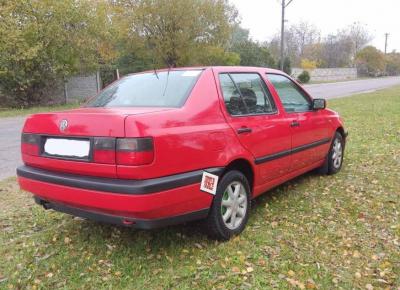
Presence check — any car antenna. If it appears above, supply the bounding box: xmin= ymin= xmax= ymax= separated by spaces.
xmin=162 ymin=64 xmax=172 ymax=97
xmin=153 ymin=67 xmax=159 ymax=80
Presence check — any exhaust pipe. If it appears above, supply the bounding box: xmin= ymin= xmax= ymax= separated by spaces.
xmin=41 ymin=201 xmax=51 ymax=210
xmin=33 ymin=196 xmax=51 ymax=210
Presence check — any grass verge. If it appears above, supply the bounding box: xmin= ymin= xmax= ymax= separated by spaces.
xmin=0 ymin=103 xmax=80 ymax=118
xmin=306 ymin=77 xmax=369 ymax=85
xmin=1 ymin=86 xmax=399 ymax=289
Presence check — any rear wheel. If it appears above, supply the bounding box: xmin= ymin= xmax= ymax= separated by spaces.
xmin=204 ymin=170 xmax=250 ymax=241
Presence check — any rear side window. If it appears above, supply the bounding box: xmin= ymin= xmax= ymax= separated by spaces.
xmin=267 ymin=74 xmax=311 ymax=112
xmin=219 ymin=73 xmax=276 ymax=116
xmin=87 ymin=70 xmax=202 ymax=108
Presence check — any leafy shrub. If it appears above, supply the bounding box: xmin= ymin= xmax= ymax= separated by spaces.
xmin=297 ymin=70 xmax=311 ymax=83
xmin=300 ymin=58 xmax=317 ymax=70
xmin=355 ymin=46 xmax=385 ymax=77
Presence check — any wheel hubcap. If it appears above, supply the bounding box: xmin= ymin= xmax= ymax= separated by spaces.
xmin=332 ymin=138 xmax=343 ymax=168
xmin=221 ymin=181 xmax=248 ymax=230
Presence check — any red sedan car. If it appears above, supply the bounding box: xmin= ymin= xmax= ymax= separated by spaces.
xmin=17 ymin=66 xmax=347 ymax=240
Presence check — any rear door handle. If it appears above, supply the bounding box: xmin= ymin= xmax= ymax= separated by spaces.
xmin=237 ymin=127 xmax=252 ymax=134
xmin=290 ymin=121 xmax=300 ymax=127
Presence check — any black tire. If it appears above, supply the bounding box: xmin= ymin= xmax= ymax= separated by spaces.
xmin=204 ymin=170 xmax=251 ymax=241
xmin=319 ymin=132 xmax=344 ymax=175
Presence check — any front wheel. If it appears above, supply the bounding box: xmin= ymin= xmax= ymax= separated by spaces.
xmin=320 ymin=132 xmax=344 ymax=175
xmin=204 ymin=170 xmax=251 ymax=241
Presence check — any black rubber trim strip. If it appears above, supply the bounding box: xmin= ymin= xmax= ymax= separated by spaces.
xmin=291 ymin=138 xmax=331 ymax=154
xmin=17 ymin=165 xmax=224 ymax=195
xmin=255 ymin=149 xmax=291 ymax=164
xmin=255 ymin=137 xmax=331 ymax=165
xmin=34 ymin=197 xmax=208 ymax=229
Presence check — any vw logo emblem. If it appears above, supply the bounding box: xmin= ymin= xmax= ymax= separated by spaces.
xmin=59 ymin=119 xmax=68 ymax=131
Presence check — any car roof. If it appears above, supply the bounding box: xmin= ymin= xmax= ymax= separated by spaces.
xmin=208 ymin=66 xmax=284 ymax=74
xmin=139 ymin=66 xmax=285 ymax=75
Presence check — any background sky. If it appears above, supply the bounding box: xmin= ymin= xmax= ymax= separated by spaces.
xmin=230 ymin=0 xmax=400 ymax=52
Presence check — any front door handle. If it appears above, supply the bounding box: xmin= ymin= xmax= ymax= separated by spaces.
xmin=237 ymin=127 xmax=252 ymax=134
xmin=290 ymin=121 xmax=300 ymax=127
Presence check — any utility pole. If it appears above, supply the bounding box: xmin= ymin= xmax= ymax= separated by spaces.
xmin=384 ymin=33 xmax=389 ymax=54
xmin=280 ymin=0 xmax=294 ymax=71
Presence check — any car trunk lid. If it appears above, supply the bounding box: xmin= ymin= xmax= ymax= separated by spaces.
xmin=21 ymin=107 xmax=171 ymax=178
xmin=23 ymin=107 xmax=172 ymax=136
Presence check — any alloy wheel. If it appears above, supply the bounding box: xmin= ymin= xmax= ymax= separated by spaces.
xmin=332 ymin=138 xmax=343 ymax=169
xmin=221 ymin=181 xmax=248 ymax=230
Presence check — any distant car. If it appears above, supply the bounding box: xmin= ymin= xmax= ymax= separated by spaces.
xmin=17 ymin=66 xmax=347 ymax=240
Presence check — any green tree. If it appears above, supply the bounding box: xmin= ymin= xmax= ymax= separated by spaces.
xmin=385 ymin=52 xmax=400 ymax=76
xmin=0 ymin=0 xmax=113 ymax=106
xmin=231 ymin=41 xmax=275 ymax=68
xmin=230 ymin=24 xmax=250 ymax=44
xmin=356 ymin=46 xmax=385 ymax=76
xmin=104 ymin=0 xmax=152 ymax=75
xmin=124 ymin=0 xmax=238 ymax=68
xmin=196 ymin=46 xmax=240 ymax=66
xmin=229 ymin=25 xmax=275 ymax=67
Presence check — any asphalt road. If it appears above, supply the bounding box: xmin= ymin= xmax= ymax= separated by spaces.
xmin=0 ymin=116 xmax=25 ymax=180
xmin=304 ymin=76 xmax=400 ymax=99
xmin=1 ymin=76 xmax=400 ymax=180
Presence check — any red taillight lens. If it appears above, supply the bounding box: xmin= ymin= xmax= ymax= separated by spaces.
xmin=21 ymin=133 xmax=39 ymax=155
xmin=116 ymin=138 xmax=154 ymax=165
xmin=93 ymin=137 xmax=116 ymax=164
xmin=21 ymin=134 xmax=154 ymax=166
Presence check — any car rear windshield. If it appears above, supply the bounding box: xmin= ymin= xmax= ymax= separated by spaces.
xmin=86 ymin=70 xmax=202 ymax=108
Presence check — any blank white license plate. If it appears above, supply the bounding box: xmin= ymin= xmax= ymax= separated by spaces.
xmin=44 ymin=138 xmax=90 ymax=158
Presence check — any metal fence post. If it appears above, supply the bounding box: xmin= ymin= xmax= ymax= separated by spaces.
xmin=96 ymin=71 xmax=101 ymax=92
xmin=64 ymin=77 xmax=68 ymax=104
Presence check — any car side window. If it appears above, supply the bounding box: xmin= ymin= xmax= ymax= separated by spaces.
xmin=219 ymin=73 xmax=276 ymax=116
xmin=219 ymin=74 xmax=247 ymax=116
xmin=267 ymin=74 xmax=311 ymax=113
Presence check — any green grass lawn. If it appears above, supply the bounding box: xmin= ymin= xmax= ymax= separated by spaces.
xmin=0 ymin=103 xmax=80 ymax=118
xmin=1 ymin=87 xmax=399 ymax=289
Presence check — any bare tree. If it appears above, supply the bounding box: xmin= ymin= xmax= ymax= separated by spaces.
xmin=267 ymin=21 xmax=372 ymax=68
xmin=268 ymin=21 xmax=320 ymax=66
xmin=320 ymin=34 xmax=353 ymax=67
xmin=289 ymin=21 xmax=320 ymax=58
xmin=336 ymin=23 xmax=372 ymax=62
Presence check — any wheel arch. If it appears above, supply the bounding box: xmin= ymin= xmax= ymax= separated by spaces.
xmin=335 ymin=126 xmax=347 ymax=144
xmin=222 ymin=158 xmax=255 ymax=194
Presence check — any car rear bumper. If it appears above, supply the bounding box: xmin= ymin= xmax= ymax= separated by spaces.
xmin=17 ymin=165 xmax=224 ymax=228
xmin=33 ymin=196 xmax=209 ymax=229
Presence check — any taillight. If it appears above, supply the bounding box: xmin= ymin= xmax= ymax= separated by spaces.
xmin=116 ymin=138 xmax=154 ymax=165
xmin=93 ymin=137 xmax=116 ymax=164
xmin=21 ymin=134 xmax=154 ymax=166
xmin=21 ymin=133 xmax=40 ymax=155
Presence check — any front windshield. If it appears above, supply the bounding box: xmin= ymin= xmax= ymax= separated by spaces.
xmin=86 ymin=70 xmax=202 ymax=108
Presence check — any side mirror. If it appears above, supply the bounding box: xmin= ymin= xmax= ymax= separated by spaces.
xmin=312 ymin=98 xmax=326 ymax=110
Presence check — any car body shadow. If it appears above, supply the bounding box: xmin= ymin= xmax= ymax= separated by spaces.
xmin=64 ymin=170 xmax=324 ymax=252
